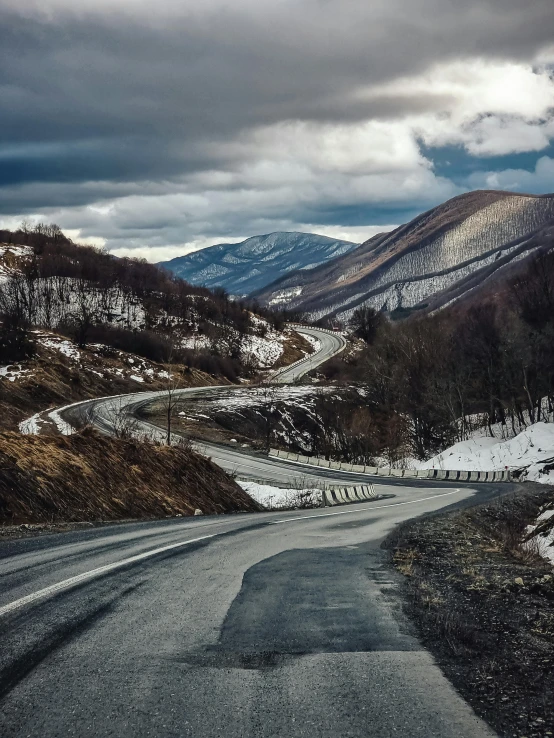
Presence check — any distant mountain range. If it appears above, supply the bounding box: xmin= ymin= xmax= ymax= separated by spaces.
xmin=253 ymin=191 xmax=554 ymax=320
xmin=157 ymin=232 xmax=358 ymax=297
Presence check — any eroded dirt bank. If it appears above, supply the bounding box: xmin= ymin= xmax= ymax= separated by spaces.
xmin=0 ymin=429 xmax=260 ymax=534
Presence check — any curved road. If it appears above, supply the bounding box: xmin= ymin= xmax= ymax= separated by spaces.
xmin=61 ymin=326 xmax=363 ymax=489
xmin=1 ymin=326 xmax=502 ymax=736
xmin=1 ymin=489 xmax=499 ymax=737
xmin=269 ymin=326 xmax=346 ymax=383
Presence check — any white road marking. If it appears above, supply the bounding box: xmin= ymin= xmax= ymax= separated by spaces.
xmin=270 ymin=489 xmax=463 ymax=524
xmin=0 ymin=488 xmax=465 ymax=618
xmin=0 ymin=534 xmax=215 ymax=618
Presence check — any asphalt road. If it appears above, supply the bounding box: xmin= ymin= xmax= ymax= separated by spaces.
xmin=4 ymin=325 xmax=503 ymax=735
xmin=61 ymin=326 xmax=365 ymax=489
xmin=0 ymin=487 xmax=499 ymax=737
xmin=269 ymin=326 xmax=346 ymax=383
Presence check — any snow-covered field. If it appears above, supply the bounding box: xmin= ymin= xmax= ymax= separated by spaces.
xmin=190 ymin=384 xmax=319 ymax=413
xmin=420 ymin=422 xmax=554 ymax=483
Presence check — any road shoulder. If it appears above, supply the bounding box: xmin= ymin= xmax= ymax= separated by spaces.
xmin=384 ymin=483 xmax=554 ymax=738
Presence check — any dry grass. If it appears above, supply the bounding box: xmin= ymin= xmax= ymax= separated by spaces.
xmin=0 ymin=429 xmax=261 ymax=526
xmin=271 ymin=330 xmax=313 ymax=368
xmin=387 ymin=485 xmax=554 ymax=738
xmin=393 ymin=547 xmax=419 ymax=576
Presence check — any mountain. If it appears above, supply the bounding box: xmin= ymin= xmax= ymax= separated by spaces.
xmin=157 ymin=232 xmax=358 ymax=296
xmin=253 ymin=191 xmax=554 ymax=321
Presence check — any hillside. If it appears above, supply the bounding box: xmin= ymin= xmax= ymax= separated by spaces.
xmin=293 ymin=245 xmax=554 ymax=468
xmin=253 ymin=191 xmax=554 ymax=321
xmin=0 ymin=227 xmax=313 ymax=429
xmin=0 ymin=430 xmax=260 ymax=529
xmin=157 ymin=232 xmax=357 ymax=296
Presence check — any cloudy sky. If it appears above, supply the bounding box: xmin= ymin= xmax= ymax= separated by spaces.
xmin=1 ymin=0 xmax=554 ymax=261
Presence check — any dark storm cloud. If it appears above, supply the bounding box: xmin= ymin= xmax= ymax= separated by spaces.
xmin=1 ymin=0 xmax=554 ymax=251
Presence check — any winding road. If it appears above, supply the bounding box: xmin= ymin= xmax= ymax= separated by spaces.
xmin=1 ymin=326 xmax=504 ymax=737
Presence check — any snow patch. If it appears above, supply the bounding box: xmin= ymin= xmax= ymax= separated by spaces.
xmin=0 ymin=364 xmax=33 ymax=382
xmin=419 ymin=422 xmax=554 ymax=480
xmin=238 ymin=480 xmax=322 ymax=509
xmin=19 ymin=412 xmax=45 ymax=435
xmin=39 ymin=336 xmax=81 ymax=361
xmin=525 ymin=508 xmax=554 ymax=566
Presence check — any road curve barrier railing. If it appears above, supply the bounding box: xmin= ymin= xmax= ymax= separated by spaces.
xmin=268 ymin=449 xmax=512 ymax=483
xmin=269 ymin=325 xmax=347 ymax=382
xmin=235 ymin=474 xmax=376 ymax=507
xmin=322 ymin=485 xmax=376 ymax=506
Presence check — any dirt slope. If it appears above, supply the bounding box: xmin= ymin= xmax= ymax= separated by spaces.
xmin=0 ymin=430 xmax=260 ymax=527
xmin=0 ymin=332 xmax=226 ymax=431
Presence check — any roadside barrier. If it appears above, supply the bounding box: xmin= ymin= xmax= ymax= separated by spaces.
xmin=235 ymin=475 xmax=376 ymax=507
xmin=322 ymin=484 xmax=376 ymax=506
xmin=269 ymin=324 xmax=347 ymax=382
xmin=268 ymin=448 xmax=512 ymax=483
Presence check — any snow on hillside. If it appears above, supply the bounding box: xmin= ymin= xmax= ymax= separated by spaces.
xmin=419 ymin=422 xmax=554 ymax=483
xmin=158 ymin=232 xmax=358 ymax=296
xmin=0 ymin=243 xmax=33 ymax=282
xmin=258 ymin=192 xmax=554 ymax=320
xmin=525 ymin=508 xmax=554 ymax=566
xmin=179 ymin=319 xmax=308 ymax=369
xmin=185 ymin=385 xmax=319 ymax=414
xmin=0 ymin=364 xmax=33 ymax=382
xmin=1 ymin=330 xmax=174 ymax=391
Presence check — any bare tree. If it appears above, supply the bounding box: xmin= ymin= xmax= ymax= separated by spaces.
xmin=107 ymin=398 xmax=140 ymax=439
xmin=255 ymin=380 xmax=280 ymax=452
xmin=162 ymin=339 xmax=185 ymax=445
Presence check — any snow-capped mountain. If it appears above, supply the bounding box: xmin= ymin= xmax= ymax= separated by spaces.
xmin=253 ymin=191 xmax=554 ymax=320
xmin=157 ymin=232 xmax=357 ymax=297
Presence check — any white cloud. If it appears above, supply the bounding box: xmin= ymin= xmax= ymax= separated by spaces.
xmin=62 ymin=229 xmax=106 ymax=248
xmin=10 ymin=58 xmax=553 ymax=261
xmin=2 ymin=4 xmax=554 ymax=260
xmin=408 ymin=60 xmax=554 ymax=157
xmin=468 ymin=155 xmax=554 ymax=193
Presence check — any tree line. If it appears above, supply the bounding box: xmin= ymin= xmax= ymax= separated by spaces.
xmin=316 ymin=248 xmax=554 ymax=464
xmin=0 ymin=225 xmax=294 ymax=378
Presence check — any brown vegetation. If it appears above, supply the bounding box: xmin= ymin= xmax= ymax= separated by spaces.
xmin=0 ymin=429 xmax=260 ymax=527
xmin=272 ymin=330 xmax=313 ymax=368
xmin=0 ymin=335 xmax=225 ymax=430
xmin=314 ymin=248 xmax=554 ymax=463
xmin=386 ymin=485 xmax=554 ymax=738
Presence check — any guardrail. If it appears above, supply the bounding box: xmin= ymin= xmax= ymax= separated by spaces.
xmin=269 ymin=324 xmax=347 ymax=382
xmin=268 ymin=449 xmax=512 ymax=483
xmin=235 ymin=475 xmax=376 ymax=507
xmin=286 ymin=323 xmax=347 ymax=338
xmin=323 ymin=485 xmax=376 ymax=506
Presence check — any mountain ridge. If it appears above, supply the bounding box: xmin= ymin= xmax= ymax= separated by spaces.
xmin=253 ymin=190 xmax=554 ymax=320
xmin=157 ymin=231 xmax=358 ymax=296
